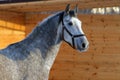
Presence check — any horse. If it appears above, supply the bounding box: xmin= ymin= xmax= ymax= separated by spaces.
xmin=0 ymin=4 xmax=89 ymax=80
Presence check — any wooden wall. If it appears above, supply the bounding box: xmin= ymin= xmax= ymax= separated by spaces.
xmin=25 ymin=13 xmax=120 ymax=80
xmin=0 ymin=11 xmax=120 ymax=80
xmin=0 ymin=11 xmax=25 ymax=49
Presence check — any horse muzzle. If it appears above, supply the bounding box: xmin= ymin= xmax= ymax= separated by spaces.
xmin=75 ymin=37 xmax=89 ymax=52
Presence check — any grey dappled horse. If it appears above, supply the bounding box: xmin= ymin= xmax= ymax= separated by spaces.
xmin=0 ymin=4 xmax=89 ymax=80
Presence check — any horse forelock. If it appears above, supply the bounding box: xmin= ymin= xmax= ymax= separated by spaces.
xmin=69 ymin=10 xmax=77 ymax=17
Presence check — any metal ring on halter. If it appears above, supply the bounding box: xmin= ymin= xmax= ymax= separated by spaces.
xmin=61 ymin=17 xmax=85 ymax=49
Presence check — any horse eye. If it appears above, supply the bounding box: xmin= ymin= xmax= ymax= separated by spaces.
xmin=68 ymin=22 xmax=73 ymax=26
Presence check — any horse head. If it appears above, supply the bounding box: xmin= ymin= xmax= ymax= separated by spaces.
xmin=61 ymin=4 xmax=89 ymax=52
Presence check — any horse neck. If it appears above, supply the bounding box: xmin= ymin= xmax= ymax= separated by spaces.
xmin=22 ymin=12 xmax=63 ymax=60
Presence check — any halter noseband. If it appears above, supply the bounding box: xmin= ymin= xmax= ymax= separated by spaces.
xmin=61 ymin=16 xmax=85 ymax=49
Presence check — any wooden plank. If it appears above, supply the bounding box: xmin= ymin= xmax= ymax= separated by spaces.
xmin=0 ymin=0 xmax=120 ymax=12
xmin=50 ymin=66 xmax=120 ymax=80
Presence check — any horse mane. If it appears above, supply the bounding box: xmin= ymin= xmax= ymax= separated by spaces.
xmin=25 ymin=11 xmax=64 ymax=40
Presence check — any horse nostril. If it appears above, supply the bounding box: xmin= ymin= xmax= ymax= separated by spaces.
xmin=82 ymin=43 xmax=86 ymax=48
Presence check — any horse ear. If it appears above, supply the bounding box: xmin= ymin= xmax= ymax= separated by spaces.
xmin=74 ymin=4 xmax=78 ymax=14
xmin=65 ymin=4 xmax=70 ymax=14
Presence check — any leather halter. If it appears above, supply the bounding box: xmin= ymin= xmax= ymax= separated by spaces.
xmin=61 ymin=17 xmax=85 ymax=49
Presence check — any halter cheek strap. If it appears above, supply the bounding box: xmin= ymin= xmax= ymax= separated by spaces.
xmin=61 ymin=18 xmax=85 ymax=49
